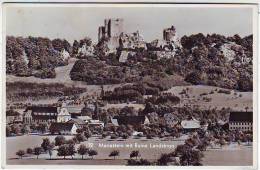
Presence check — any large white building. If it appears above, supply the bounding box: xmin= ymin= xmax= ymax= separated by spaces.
xmin=23 ymin=103 xmax=77 ymax=124
xmin=229 ymin=111 xmax=253 ymax=131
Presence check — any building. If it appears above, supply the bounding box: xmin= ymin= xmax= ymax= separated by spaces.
xmin=57 ymin=103 xmax=71 ymax=123
xmin=163 ymin=26 xmax=177 ymax=42
xmin=23 ymin=106 xmax=59 ymax=124
xmin=22 ymin=103 xmax=81 ymax=124
xmin=6 ymin=110 xmax=23 ymax=124
xmin=119 ymin=31 xmax=146 ymax=50
xmin=181 ymin=119 xmax=200 ymax=132
xmin=49 ymin=122 xmax=78 ymax=135
xmin=147 ymin=25 xmax=181 ymax=57
xmin=88 ymin=119 xmax=105 ymax=128
xmin=229 ymin=111 xmax=253 ymax=131
xmin=98 ymin=18 xmax=124 ymax=51
xmin=67 ymin=118 xmax=87 ymax=129
xmin=111 ymin=115 xmax=149 ymax=126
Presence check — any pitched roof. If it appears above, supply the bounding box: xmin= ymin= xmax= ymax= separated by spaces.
xmin=66 ymin=106 xmax=84 ymax=113
xmin=49 ymin=122 xmax=75 ymax=132
xmin=25 ymin=106 xmax=58 ymax=120
xmin=113 ymin=115 xmax=146 ymax=125
xmin=25 ymin=106 xmax=58 ymax=113
xmin=229 ymin=112 xmax=253 ymax=122
xmin=6 ymin=110 xmax=20 ymax=116
xmin=67 ymin=118 xmax=87 ymax=125
xmin=181 ymin=120 xmax=200 ymax=129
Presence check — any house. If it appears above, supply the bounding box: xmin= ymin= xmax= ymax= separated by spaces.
xmin=229 ymin=111 xmax=253 ymax=131
xmin=23 ymin=106 xmax=59 ymax=124
xmin=181 ymin=119 xmax=200 ymax=132
xmin=67 ymin=118 xmax=87 ymax=129
xmin=6 ymin=110 xmax=23 ymax=124
xmin=88 ymin=120 xmax=104 ymax=128
xmin=132 ymin=131 xmax=144 ymax=137
xmin=111 ymin=115 xmax=149 ymax=126
xmin=49 ymin=122 xmax=78 ymax=135
xmin=23 ymin=103 xmax=83 ymax=125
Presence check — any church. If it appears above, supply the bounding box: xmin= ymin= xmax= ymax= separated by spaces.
xmin=23 ymin=103 xmax=72 ymax=125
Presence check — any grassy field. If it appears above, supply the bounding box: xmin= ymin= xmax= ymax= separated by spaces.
xmin=166 ymin=85 xmax=252 ymax=111
xmin=6 ymin=135 xmax=253 ymax=166
xmin=202 ymin=147 xmax=253 ymax=166
xmin=6 ymin=135 xmax=184 ymax=165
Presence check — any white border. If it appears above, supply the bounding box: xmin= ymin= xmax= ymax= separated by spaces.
xmin=0 ymin=1 xmax=259 ymax=170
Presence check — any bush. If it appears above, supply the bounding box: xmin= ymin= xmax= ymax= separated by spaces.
xmin=217 ymin=89 xmax=231 ymax=94
xmin=55 ymin=135 xmax=66 ymax=146
xmin=109 ymin=150 xmax=120 ymax=159
xmin=110 ymin=134 xmax=118 ymax=139
xmin=16 ymin=150 xmax=25 ymax=159
xmin=26 ymin=148 xmax=33 ymax=154
xmin=88 ymin=149 xmax=98 ymax=159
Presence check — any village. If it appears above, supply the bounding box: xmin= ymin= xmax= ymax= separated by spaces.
xmin=5 ymin=18 xmax=253 ymax=166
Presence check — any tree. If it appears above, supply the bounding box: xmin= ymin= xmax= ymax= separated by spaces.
xmin=88 ymin=149 xmax=98 ymax=159
xmin=84 ymin=130 xmax=92 ymax=140
xmin=109 ymin=150 xmax=119 ymax=160
xmin=77 ymin=144 xmax=89 ymax=160
xmin=127 ymin=158 xmax=152 ymax=165
xmin=16 ymin=150 xmax=25 ymax=159
xmin=47 ymin=143 xmax=55 ymax=159
xmin=57 ymin=145 xmax=68 ymax=159
xmin=157 ymin=153 xmax=173 ymax=165
xmin=130 ymin=150 xmax=140 ymax=160
xmin=26 ymin=148 xmax=33 ymax=155
xmin=34 ymin=147 xmax=43 ymax=159
xmin=41 ymin=138 xmax=51 ymax=152
xmin=6 ymin=126 xmax=11 ymax=137
xmin=75 ymin=133 xmax=86 ymax=142
xmin=37 ymin=123 xmax=48 ymax=134
xmin=68 ymin=144 xmax=76 ymax=159
xmin=122 ymin=133 xmax=129 ymax=139
xmin=21 ymin=125 xmax=30 ymax=134
xmin=55 ymin=135 xmax=66 ymax=146
xmin=48 ymin=149 xmax=53 ymax=160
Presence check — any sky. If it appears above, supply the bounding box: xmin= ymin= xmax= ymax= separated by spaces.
xmin=4 ymin=4 xmax=254 ymax=43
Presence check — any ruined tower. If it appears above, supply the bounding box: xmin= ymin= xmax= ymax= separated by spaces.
xmin=163 ymin=26 xmax=177 ymax=42
xmin=98 ymin=18 xmax=124 ymax=51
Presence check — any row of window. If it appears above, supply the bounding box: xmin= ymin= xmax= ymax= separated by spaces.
xmin=230 ymin=126 xmax=252 ymax=130
xmin=33 ymin=112 xmax=57 ymax=116
xmin=24 ymin=118 xmax=56 ymax=123
xmin=230 ymin=122 xmax=252 ymax=125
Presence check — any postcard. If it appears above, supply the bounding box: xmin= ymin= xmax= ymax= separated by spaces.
xmin=1 ymin=2 xmax=258 ymax=168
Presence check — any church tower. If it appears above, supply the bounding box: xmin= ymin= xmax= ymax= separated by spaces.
xmin=57 ymin=102 xmax=71 ymax=122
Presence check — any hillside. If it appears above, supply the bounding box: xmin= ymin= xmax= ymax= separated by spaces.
xmin=6 ymin=36 xmax=72 ymax=78
xmin=70 ymin=33 xmax=253 ymax=91
xmin=6 ymin=33 xmax=253 ymax=92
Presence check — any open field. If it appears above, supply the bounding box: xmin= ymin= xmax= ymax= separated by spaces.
xmin=6 ymin=135 xmax=184 ymax=165
xmin=202 ymin=147 xmax=253 ymax=166
xmin=6 ymin=135 xmax=253 ymax=166
xmin=6 ymin=58 xmax=83 ymax=87
xmin=166 ymin=85 xmax=252 ymax=111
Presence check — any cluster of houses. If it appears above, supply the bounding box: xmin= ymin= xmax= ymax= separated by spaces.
xmin=6 ymin=101 xmax=253 ymax=136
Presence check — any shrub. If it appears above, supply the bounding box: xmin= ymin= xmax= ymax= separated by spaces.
xmin=88 ymin=149 xmax=98 ymax=159
xmin=109 ymin=150 xmax=120 ymax=159
xmin=55 ymin=135 xmax=66 ymax=146
xmin=16 ymin=150 xmax=25 ymax=159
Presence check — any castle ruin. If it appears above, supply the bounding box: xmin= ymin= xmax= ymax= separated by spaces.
xmin=163 ymin=25 xmax=177 ymax=42
xmin=98 ymin=18 xmax=124 ymax=51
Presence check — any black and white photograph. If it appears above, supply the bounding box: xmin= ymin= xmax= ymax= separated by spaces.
xmin=1 ymin=2 xmax=258 ymax=167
